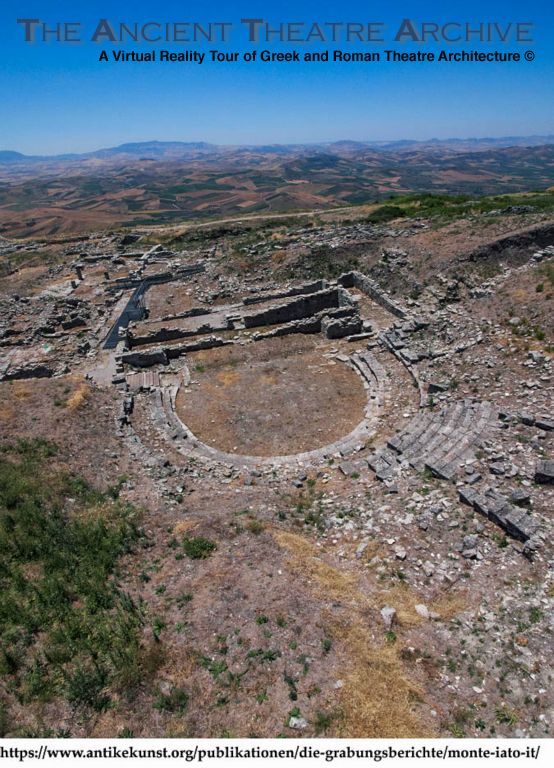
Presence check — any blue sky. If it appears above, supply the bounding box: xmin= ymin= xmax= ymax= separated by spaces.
xmin=1 ymin=1 xmax=553 ymax=154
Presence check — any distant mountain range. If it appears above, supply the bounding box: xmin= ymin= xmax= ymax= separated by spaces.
xmin=1 ymin=135 xmax=554 ymax=163
xmin=0 ymin=141 xmax=216 ymax=164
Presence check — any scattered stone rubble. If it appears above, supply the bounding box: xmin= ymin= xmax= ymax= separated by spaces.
xmin=1 ymin=216 xmax=552 ymax=739
xmin=2 ymin=226 xmax=552 ymax=569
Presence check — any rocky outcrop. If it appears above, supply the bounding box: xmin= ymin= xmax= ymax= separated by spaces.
xmin=534 ymin=460 xmax=554 ymax=484
xmin=0 ymin=362 xmax=54 ymax=381
xmin=120 ymin=349 xmax=168 ymax=368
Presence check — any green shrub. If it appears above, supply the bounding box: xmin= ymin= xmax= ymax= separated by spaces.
xmin=152 ymin=617 xmax=167 ymax=641
xmin=495 ymin=705 xmax=517 ymax=726
xmin=66 ymin=666 xmax=110 ymax=712
xmin=0 ymin=701 xmax=9 ymax=737
xmin=154 ymin=686 xmax=188 ymax=713
xmin=200 ymin=657 xmax=228 ymax=679
xmin=246 ymin=519 xmax=264 ymax=534
xmin=366 ymin=205 xmax=406 ymax=224
xmin=176 ymin=592 xmax=193 ymax=607
xmin=182 ymin=536 xmax=216 ymax=559
xmin=314 ymin=710 xmax=335 ymax=735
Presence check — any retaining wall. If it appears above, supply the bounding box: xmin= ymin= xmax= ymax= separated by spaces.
xmin=242 ymin=280 xmax=328 ymax=305
xmin=338 ymin=271 xmax=407 ymax=318
xmin=243 ymin=288 xmax=342 ymax=328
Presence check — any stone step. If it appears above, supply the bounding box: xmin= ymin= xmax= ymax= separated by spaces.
xmin=387 ymin=412 xmax=435 ymax=453
xmin=404 ymin=403 xmax=486 ymax=472
xmin=402 ymin=416 xmax=458 ymax=467
xmin=367 ymin=448 xmax=402 ymax=481
xmin=375 ymin=400 xmax=494 ymax=485
xmin=459 ymin=485 xmax=539 ymax=542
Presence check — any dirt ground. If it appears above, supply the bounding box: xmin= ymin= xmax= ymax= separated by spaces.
xmin=175 ymin=336 xmax=367 ymax=456
xmin=146 ymin=284 xmax=198 ymax=319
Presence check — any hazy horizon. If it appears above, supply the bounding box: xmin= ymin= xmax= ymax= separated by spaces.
xmin=2 ymin=132 xmax=554 ymax=158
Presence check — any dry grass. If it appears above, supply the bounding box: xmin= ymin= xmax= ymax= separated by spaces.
xmin=12 ymin=382 xmax=33 ymax=400
xmin=0 ymin=405 xmax=16 ymax=423
xmin=66 ymin=382 xmax=91 ymax=411
xmin=90 ymin=709 xmax=132 ymax=737
xmin=331 ymin=621 xmax=430 ymax=737
xmin=376 ymin=583 xmax=425 ymax=628
xmin=353 ymin=538 xmax=383 ymax=563
xmin=216 ymin=370 xmax=241 ymax=386
xmin=273 ymin=529 xmax=440 ymax=737
xmin=430 ymin=591 xmax=468 ymax=620
xmin=177 ymin=341 xmax=366 ymax=456
xmin=162 ymin=648 xmax=197 ymax=687
xmin=273 ymin=530 xmax=361 ymax=607
xmin=172 ymin=519 xmax=199 ymax=537
xmin=72 ymin=500 xmax=115 ymax=526
xmin=271 ymin=250 xmax=288 ymax=265
xmin=510 ymin=288 xmax=531 ymax=302
xmin=260 ymin=372 xmax=279 ymax=386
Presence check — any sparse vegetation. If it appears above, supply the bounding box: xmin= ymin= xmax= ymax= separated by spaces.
xmin=537 ymin=259 xmax=554 ymax=287
xmin=0 ymin=439 xmax=147 ymax=717
xmin=182 ymin=536 xmax=217 ymax=559
xmin=246 ymin=519 xmax=265 ymax=534
xmin=496 ymin=705 xmax=518 ymax=726
xmin=314 ymin=710 xmax=336 ymax=734
xmin=154 ymin=686 xmax=189 ymax=714
xmin=321 ymin=638 xmax=332 ymax=654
